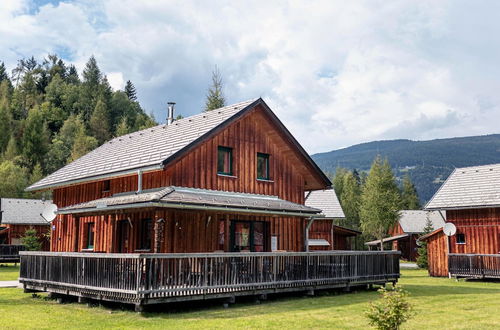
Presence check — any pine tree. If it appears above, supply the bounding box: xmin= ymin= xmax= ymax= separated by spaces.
xmin=416 ymin=215 xmax=434 ymax=269
xmin=21 ymin=106 xmax=50 ymax=170
xmin=124 ymin=80 xmax=137 ymax=101
xmin=0 ymin=104 xmax=12 ymax=153
xmin=66 ymin=65 xmax=80 ymax=85
xmin=115 ymin=117 xmax=130 ymax=136
xmin=0 ymin=62 xmax=10 ymax=83
xmin=3 ymin=135 xmax=19 ymax=162
xmin=80 ymin=56 xmax=102 ymax=121
xmin=89 ymin=99 xmax=111 ymax=144
xmin=360 ymin=156 xmax=401 ymax=250
xmin=401 ymin=174 xmax=421 ymax=210
xmin=332 ymin=167 xmax=349 ymax=200
xmin=21 ymin=227 xmax=42 ymax=251
xmin=204 ymin=66 xmax=225 ymax=111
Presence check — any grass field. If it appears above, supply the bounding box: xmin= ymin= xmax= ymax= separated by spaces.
xmin=0 ymin=264 xmax=20 ymax=281
xmin=1 ymin=267 xmax=500 ymax=329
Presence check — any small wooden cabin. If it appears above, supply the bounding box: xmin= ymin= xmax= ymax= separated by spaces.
xmin=26 ymin=99 xmax=332 ymax=253
xmin=423 ymin=163 xmax=500 ymax=277
xmin=304 ymin=189 xmax=359 ymax=250
xmin=365 ymin=210 xmax=444 ymax=261
xmin=0 ymin=198 xmax=50 ymax=250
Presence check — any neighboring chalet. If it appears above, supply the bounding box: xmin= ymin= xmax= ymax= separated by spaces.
xmin=304 ymin=189 xmax=359 ymax=250
xmin=423 ymin=163 xmax=500 ymax=278
xmin=0 ymin=198 xmax=50 ymax=250
xmin=19 ymin=99 xmax=400 ymax=310
xmin=365 ymin=210 xmax=444 ymax=261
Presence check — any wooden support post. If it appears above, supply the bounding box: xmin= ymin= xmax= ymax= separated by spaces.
xmin=154 ymin=215 xmax=165 ymax=253
xmin=306 ymin=289 xmax=315 ymax=296
xmin=134 ymin=304 xmax=145 ymax=313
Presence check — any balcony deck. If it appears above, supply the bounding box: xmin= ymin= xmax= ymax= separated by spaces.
xmin=19 ymin=251 xmax=400 ymax=310
xmin=0 ymin=244 xmax=25 ymax=263
xmin=449 ymin=253 xmax=500 ymax=279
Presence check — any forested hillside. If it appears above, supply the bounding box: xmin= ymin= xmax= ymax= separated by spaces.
xmin=0 ymin=55 xmax=156 ymax=199
xmin=312 ymin=135 xmax=500 ymax=203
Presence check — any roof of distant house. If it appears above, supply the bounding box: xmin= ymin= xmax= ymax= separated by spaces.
xmin=425 ymin=163 xmax=500 ymax=210
xmin=27 ymin=98 xmax=330 ymax=192
xmin=398 ymin=210 xmax=445 ymax=233
xmin=0 ymin=198 xmax=51 ymax=225
xmin=304 ymin=189 xmax=345 ymax=219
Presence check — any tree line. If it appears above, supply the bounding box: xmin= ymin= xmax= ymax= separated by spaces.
xmin=0 ymin=55 xmax=156 ymax=198
xmin=333 ymin=155 xmax=420 ymax=249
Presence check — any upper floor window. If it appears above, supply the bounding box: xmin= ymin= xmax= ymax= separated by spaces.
xmin=456 ymin=233 xmax=466 ymax=244
xmin=217 ymin=146 xmax=233 ymax=175
xmin=102 ymin=180 xmax=111 ymax=192
xmin=257 ymin=153 xmax=270 ymax=180
xmin=86 ymin=223 xmax=95 ymax=250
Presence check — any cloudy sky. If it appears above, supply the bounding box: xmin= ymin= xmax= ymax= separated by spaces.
xmin=1 ymin=0 xmax=500 ymax=154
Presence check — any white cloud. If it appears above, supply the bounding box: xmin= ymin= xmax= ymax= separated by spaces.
xmin=1 ymin=0 xmax=500 ymax=153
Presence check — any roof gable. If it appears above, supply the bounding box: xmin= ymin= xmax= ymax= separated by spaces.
xmin=0 ymin=198 xmax=51 ymax=225
xmin=425 ymin=163 xmax=500 ymax=210
xmin=305 ymin=189 xmax=345 ymax=218
xmin=28 ymin=98 xmax=330 ymax=191
xmin=398 ymin=210 xmax=445 ymax=233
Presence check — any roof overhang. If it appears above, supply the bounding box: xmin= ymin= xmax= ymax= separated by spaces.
xmin=425 ymin=204 xmax=500 ymax=211
xmin=365 ymin=233 xmax=410 ymax=246
xmin=419 ymin=228 xmax=444 ymax=240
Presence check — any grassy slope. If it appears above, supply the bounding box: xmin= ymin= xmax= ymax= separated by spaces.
xmin=0 ymin=264 xmax=20 ymax=281
xmin=1 ymin=269 xmax=500 ymax=329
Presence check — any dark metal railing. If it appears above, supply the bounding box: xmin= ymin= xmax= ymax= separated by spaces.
xmin=20 ymin=251 xmax=400 ymax=305
xmin=449 ymin=253 xmax=500 ymax=278
xmin=0 ymin=244 xmax=26 ymax=262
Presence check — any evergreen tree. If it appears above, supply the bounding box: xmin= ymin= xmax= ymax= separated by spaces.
xmin=80 ymin=56 xmax=102 ymax=121
xmin=115 ymin=117 xmax=130 ymax=137
xmin=124 ymin=80 xmax=137 ymax=101
xmin=3 ymin=135 xmax=19 ymax=162
xmin=70 ymin=129 xmax=98 ymax=162
xmin=332 ymin=167 xmax=349 ymax=199
xmin=21 ymin=106 xmax=50 ymax=170
xmin=360 ymin=156 xmax=401 ymax=250
xmin=340 ymin=171 xmax=361 ymax=231
xmin=0 ymin=104 xmax=12 ymax=153
xmin=29 ymin=163 xmax=44 ymax=198
xmin=0 ymin=62 xmax=10 ymax=83
xmin=89 ymin=99 xmax=111 ymax=144
xmin=401 ymin=174 xmax=420 ymax=210
xmin=416 ymin=216 xmax=434 ymax=269
xmin=204 ymin=66 xmax=225 ymax=111
xmin=21 ymin=227 xmax=42 ymax=251
xmin=66 ymin=65 xmax=80 ymax=85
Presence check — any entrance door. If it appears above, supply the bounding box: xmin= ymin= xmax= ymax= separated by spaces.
xmin=230 ymin=221 xmax=269 ymax=252
xmin=117 ymin=220 xmax=130 ymax=253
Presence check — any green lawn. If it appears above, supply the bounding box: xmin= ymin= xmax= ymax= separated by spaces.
xmin=1 ymin=269 xmax=500 ymax=329
xmin=0 ymin=264 xmax=20 ymax=281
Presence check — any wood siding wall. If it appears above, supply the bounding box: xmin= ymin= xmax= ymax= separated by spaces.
xmin=309 ymin=220 xmax=352 ymax=251
xmin=50 ymin=106 xmax=314 ymax=252
xmin=2 ymin=224 xmax=50 ymax=251
xmin=427 ymin=208 xmax=500 ymax=277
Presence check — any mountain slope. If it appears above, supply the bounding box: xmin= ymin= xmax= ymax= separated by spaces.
xmin=311 ymin=134 xmax=500 ymax=203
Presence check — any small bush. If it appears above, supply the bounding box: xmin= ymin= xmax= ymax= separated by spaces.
xmin=366 ymin=285 xmax=413 ymax=330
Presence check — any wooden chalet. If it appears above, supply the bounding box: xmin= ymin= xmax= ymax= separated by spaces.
xmin=19 ymin=99 xmax=399 ymax=310
xmin=423 ymin=163 xmax=500 ymax=278
xmin=365 ymin=210 xmax=444 ymax=261
xmin=304 ymin=189 xmax=360 ymax=250
xmin=0 ymin=198 xmax=50 ymax=250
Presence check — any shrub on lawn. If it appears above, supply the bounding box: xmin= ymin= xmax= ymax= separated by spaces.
xmin=21 ymin=227 xmax=42 ymax=251
xmin=366 ymin=285 xmax=413 ymax=330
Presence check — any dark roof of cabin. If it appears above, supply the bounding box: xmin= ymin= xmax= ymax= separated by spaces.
xmin=58 ymin=186 xmax=322 ymax=217
xmin=27 ymin=98 xmax=331 ymax=192
xmin=425 ymin=163 xmax=500 ymax=210
xmin=304 ymin=189 xmax=345 ymax=219
xmin=0 ymin=198 xmax=51 ymax=225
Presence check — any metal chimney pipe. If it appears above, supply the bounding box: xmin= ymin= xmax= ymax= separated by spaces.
xmin=167 ymin=102 xmax=176 ymax=125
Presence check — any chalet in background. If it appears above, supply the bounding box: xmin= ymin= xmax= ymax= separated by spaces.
xmin=0 ymin=198 xmax=50 ymax=250
xmin=423 ymin=163 xmax=500 ymax=278
xmin=19 ymin=98 xmax=399 ymax=310
xmin=365 ymin=210 xmax=444 ymax=261
xmin=304 ymin=189 xmax=359 ymax=250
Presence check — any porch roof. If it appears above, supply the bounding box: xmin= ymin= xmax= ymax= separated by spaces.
xmin=58 ymin=186 xmax=322 ymax=218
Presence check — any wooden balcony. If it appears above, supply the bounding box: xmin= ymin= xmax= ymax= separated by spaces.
xmin=449 ymin=253 xmax=500 ymax=279
xmin=0 ymin=244 xmax=25 ymax=263
xmin=20 ymin=251 xmax=400 ymax=310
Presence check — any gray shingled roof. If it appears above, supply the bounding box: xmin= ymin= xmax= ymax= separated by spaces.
xmin=425 ymin=163 xmax=500 ymax=210
xmin=27 ymin=99 xmax=257 ymax=191
xmin=58 ymin=186 xmax=322 ymax=216
xmin=0 ymin=198 xmax=51 ymax=225
xmin=304 ymin=189 xmax=345 ymax=219
xmin=398 ymin=210 xmax=445 ymax=233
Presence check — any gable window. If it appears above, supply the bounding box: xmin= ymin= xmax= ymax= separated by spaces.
xmin=138 ymin=219 xmax=152 ymax=251
xmin=257 ymin=153 xmax=270 ymax=180
xmin=86 ymin=223 xmax=95 ymax=250
xmin=456 ymin=233 xmax=466 ymax=244
xmin=217 ymin=146 xmax=233 ymax=175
